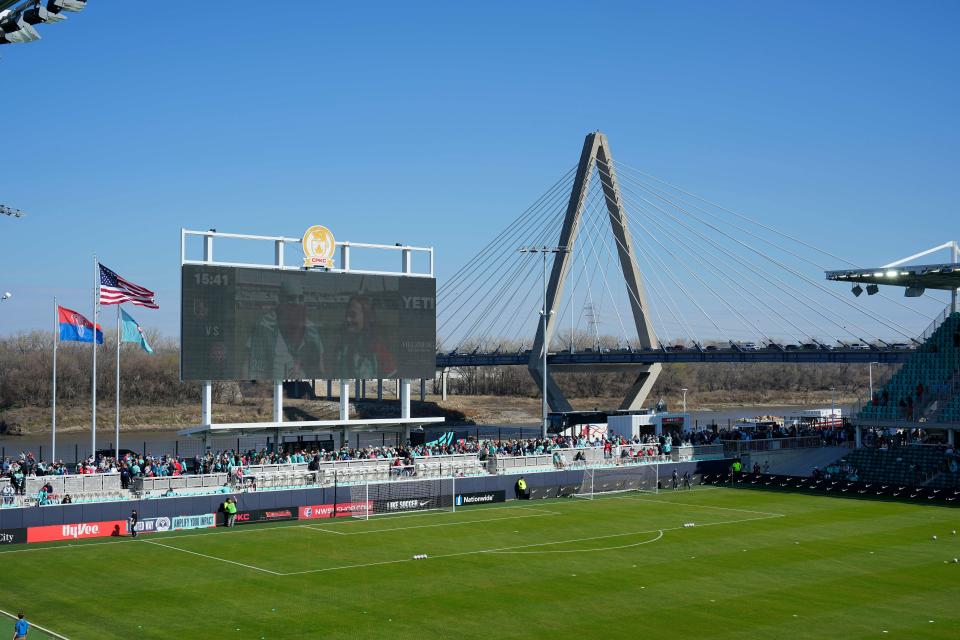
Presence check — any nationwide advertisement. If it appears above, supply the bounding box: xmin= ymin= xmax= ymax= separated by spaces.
xmin=231 ymin=507 xmax=298 ymax=525
xmin=298 ymin=502 xmax=372 ymax=519
xmin=453 ymin=490 xmax=506 ymax=507
xmin=0 ymin=528 xmax=27 ymax=545
xmin=27 ymin=520 xmax=127 ymax=543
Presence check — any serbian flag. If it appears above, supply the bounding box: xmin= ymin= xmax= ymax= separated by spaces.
xmin=58 ymin=306 xmax=103 ymax=344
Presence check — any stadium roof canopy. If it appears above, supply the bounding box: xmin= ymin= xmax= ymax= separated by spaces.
xmin=179 ymin=417 xmax=445 ymax=439
xmin=825 ymin=263 xmax=960 ymax=291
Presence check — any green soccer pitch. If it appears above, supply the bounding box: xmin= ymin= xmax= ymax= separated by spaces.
xmin=1 ymin=487 xmax=958 ymax=639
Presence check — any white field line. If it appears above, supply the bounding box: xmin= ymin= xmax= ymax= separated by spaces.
xmin=615 ymin=494 xmax=786 ymax=517
xmin=302 ymin=509 xmax=560 ymax=536
xmin=489 ymin=530 xmax=664 ymax=554
xmin=0 ymin=539 xmax=130 ymax=556
xmin=279 ymin=512 xmax=784 ymax=576
xmin=303 ymin=526 xmax=347 ymax=535
xmin=328 ymin=503 xmax=557 ymax=524
xmin=141 ymin=539 xmax=282 ymax=575
xmin=153 ymin=523 xmax=299 ymax=541
xmin=0 ymin=608 xmax=71 ymax=640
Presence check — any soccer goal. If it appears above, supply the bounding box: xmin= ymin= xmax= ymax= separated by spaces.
xmin=350 ymin=476 xmax=457 ymax=519
xmin=574 ymin=465 xmax=659 ymax=499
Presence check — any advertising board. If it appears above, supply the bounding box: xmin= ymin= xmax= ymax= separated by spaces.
xmin=0 ymin=528 xmax=26 ymax=545
xmin=231 ymin=507 xmax=298 ymax=525
xmin=453 ymin=490 xmax=506 ymax=507
xmin=28 ymin=520 xmax=127 ymax=543
xmin=298 ymin=502 xmax=372 ymax=519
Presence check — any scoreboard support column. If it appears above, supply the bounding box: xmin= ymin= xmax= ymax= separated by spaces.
xmin=273 ymin=383 xmax=283 ymax=423
xmin=340 ymin=379 xmax=350 ymax=420
xmin=201 ymin=384 xmax=212 ymax=426
xmin=201 ymin=231 xmax=214 ymax=427
xmin=400 ymin=379 xmax=411 ymax=419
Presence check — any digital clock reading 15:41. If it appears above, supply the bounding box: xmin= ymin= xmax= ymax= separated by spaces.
xmin=193 ymin=272 xmax=230 ymax=286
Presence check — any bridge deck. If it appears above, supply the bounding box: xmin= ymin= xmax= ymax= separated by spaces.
xmin=436 ymin=347 xmax=912 ymax=367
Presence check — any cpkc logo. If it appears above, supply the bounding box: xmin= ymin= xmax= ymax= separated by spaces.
xmin=302 ymin=225 xmax=336 ymax=268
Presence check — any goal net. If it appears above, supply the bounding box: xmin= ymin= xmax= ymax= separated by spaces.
xmin=574 ymin=465 xmax=659 ymax=499
xmin=350 ymin=477 xmax=456 ymax=519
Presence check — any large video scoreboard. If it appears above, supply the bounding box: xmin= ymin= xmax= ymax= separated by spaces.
xmin=181 ymin=265 xmax=436 ymax=381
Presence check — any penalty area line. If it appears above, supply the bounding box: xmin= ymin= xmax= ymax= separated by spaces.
xmin=0 ymin=608 xmax=71 ymax=640
xmin=611 ymin=494 xmax=786 ymax=517
xmin=141 ymin=540 xmax=282 ymax=575
xmin=301 ymin=510 xmax=560 ymax=536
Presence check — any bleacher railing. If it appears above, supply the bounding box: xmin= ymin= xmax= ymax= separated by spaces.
xmin=917 ymin=303 xmax=955 ymax=345
xmin=721 ymin=436 xmax=823 ymax=455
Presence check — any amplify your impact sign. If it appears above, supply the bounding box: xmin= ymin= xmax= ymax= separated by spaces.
xmin=133 ymin=514 xmax=217 ymax=534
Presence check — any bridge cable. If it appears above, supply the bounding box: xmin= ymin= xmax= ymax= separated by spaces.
xmin=614 ymin=162 xmax=944 ymax=316
xmin=593 ymin=163 xmax=847 ymax=343
xmin=616 ymin=166 xmax=936 ymax=322
xmin=610 ymin=167 xmax=921 ymax=343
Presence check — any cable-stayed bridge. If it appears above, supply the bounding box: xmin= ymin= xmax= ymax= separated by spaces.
xmin=436 ymin=132 xmax=948 ymax=412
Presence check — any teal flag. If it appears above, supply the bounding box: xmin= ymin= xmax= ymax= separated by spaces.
xmin=121 ymin=308 xmax=153 ymax=353
xmin=426 ymin=432 xmax=454 ymax=447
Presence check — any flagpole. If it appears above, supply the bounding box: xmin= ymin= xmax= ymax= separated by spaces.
xmin=52 ymin=296 xmax=58 ymax=463
xmin=115 ymin=304 xmax=121 ymax=460
xmin=92 ymin=255 xmax=98 ymax=459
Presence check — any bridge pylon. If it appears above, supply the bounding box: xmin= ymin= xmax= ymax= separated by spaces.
xmin=528 ymin=131 xmax=661 ymax=414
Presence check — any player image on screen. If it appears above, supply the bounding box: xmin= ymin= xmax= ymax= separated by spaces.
xmin=247 ymin=278 xmax=325 ymax=380
xmin=332 ymin=293 xmax=397 ymax=379
xmin=181 ymin=265 xmax=436 ymax=382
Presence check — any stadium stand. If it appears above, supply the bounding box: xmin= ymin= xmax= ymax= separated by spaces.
xmin=1 ymin=429 xmax=838 ymax=508
xmin=859 ymin=311 xmax=960 ymax=422
xmin=832 ymin=444 xmax=958 ymax=489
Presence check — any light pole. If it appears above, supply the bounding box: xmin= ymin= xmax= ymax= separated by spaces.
xmin=681 ymin=388 xmax=688 ymax=413
xmin=830 ymin=386 xmax=837 ymax=424
xmin=520 ymin=246 xmax=568 ymax=439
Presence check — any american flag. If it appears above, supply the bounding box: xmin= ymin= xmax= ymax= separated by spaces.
xmin=98 ymin=263 xmax=159 ymax=309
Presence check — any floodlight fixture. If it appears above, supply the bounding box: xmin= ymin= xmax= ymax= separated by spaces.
xmin=866 ymin=284 xmax=879 ymax=296
xmin=0 ymin=204 xmax=26 ymax=217
xmin=0 ymin=10 xmax=40 ymax=43
xmin=851 ymin=284 xmax=863 ymax=297
xmin=1 ymin=292 xmax=11 ymax=301
xmin=52 ymin=0 xmax=87 ymax=11
xmin=904 ymin=286 xmax=925 ymax=298
xmin=23 ymin=5 xmax=67 ymax=25
xmin=0 ymin=1 xmax=87 ymax=45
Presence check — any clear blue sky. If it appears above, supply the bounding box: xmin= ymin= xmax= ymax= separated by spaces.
xmin=1 ymin=1 xmax=957 ymax=341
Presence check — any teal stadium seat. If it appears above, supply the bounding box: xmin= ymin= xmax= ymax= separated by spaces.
xmin=859 ymin=312 xmax=960 ymax=423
